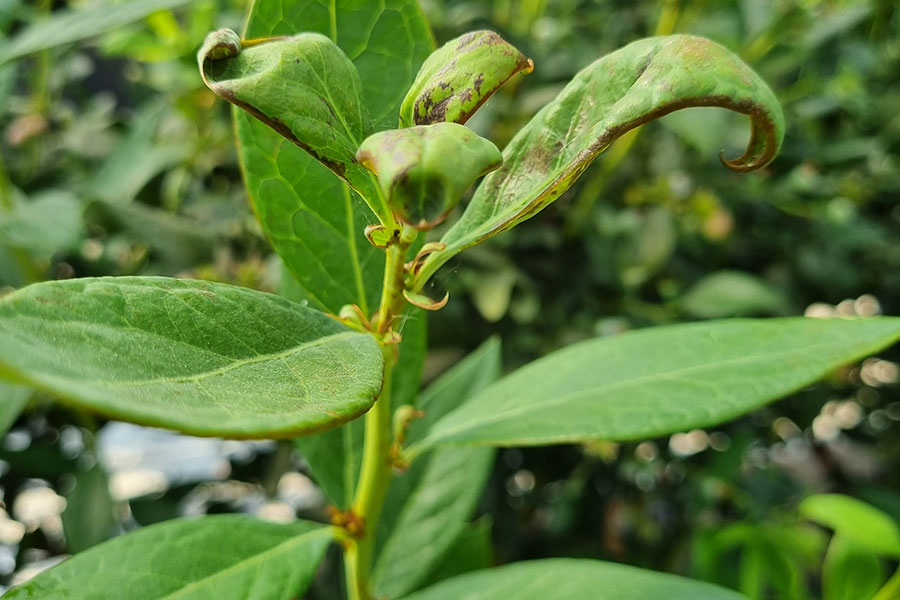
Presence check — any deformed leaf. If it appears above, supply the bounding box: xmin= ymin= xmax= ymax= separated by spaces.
xmin=411 ymin=318 xmax=900 ymax=450
xmin=0 ymin=277 xmax=384 ymax=439
xmin=413 ymin=34 xmax=785 ymax=287
xmin=199 ymin=29 xmax=381 ymax=216
xmin=358 ymin=123 xmax=501 ymax=229
xmin=800 ymin=494 xmax=900 ymax=558
xmin=5 ymin=515 xmax=331 ymax=599
xmin=399 ymin=30 xmax=533 ymax=127
xmin=399 ymin=558 xmax=748 ymax=600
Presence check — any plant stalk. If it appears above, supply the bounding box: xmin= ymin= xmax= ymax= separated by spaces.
xmin=345 ymin=224 xmax=416 ymax=600
xmin=873 ymin=566 xmax=900 ymax=600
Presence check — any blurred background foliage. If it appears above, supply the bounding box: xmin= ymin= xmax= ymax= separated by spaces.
xmin=0 ymin=0 xmax=899 ymax=598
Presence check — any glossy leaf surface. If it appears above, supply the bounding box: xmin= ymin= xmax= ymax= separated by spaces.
xmin=800 ymin=494 xmax=900 ymax=558
xmin=416 ymin=34 xmax=784 ymax=286
xmin=5 ymin=516 xmax=331 ymax=599
xmin=0 ymin=0 xmax=190 ymax=64
xmin=400 ymin=559 xmax=747 ymax=600
xmin=373 ymin=339 xmax=501 ymax=598
xmin=357 ymin=123 xmax=501 ymax=229
xmin=400 ymin=30 xmax=532 ymax=126
xmin=235 ymin=0 xmax=432 ymax=312
xmin=414 ymin=318 xmax=900 ymax=449
xmin=0 ymin=277 xmax=383 ymax=438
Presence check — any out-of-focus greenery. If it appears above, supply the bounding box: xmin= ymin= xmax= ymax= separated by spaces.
xmin=0 ymin=1 xmax=898 ymax=599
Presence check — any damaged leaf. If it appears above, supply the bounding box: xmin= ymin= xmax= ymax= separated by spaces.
xmin=198 ymin=29 xmax=380 ymax=214
xmin=413 ymin=34 xmax=785 ymax=288
xmin=357 ymin=123 xmax=501 ymax=230
xmin=400 ymin=30 xmax=533 ymax=127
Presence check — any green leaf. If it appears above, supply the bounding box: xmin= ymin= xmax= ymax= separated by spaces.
xmin=399 ymin=30 xmax=532 ymax=127
xmin=0 ymin=0 xmax=191 ymax=65
xmin=199 ymin=29 xmax=380 ymax=213
xmin=800 ymin=494 xmax=900 ymax=558
xmin=680 ymin=271 xmax=788 ymax=318
xmin=412 ymin=318 xmax=900 ymax=450
xmin=0 ymin=190 xmax=83 ymax=256
xmin=4 ymin=515 xmax=331 ymax=599
xmin=235 ymin=0 xmax=433 ymax=313
xmin=822 ymin=535 xmax=883 ymax=600
xmin=61 ymin=463 xmax=116 ymax=553
xmin=0 ymin=380 xmax=30 ymax=436
xmin=373 ymin=338 xmax=502 ymax=598
xmin=0 ymin=277 xmax=383 ymax=439
xmin=357 ymin=123 xmax=501 ymax=229
xmin=414 ymin=34 xmax=785 ymax=287
xmin=399 ymin=558 xmax=748 ymax=600
xmin=419 ymin=517 xmax=494 ymax=587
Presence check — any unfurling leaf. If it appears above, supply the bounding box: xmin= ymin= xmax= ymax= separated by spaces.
xmin=399 ymin=30 xmax=533 ymax=127
xmin=0 ymin=277 xmax=384 ymax=438
xmin=413 ymin=34 xmax=785 ymax=288
xmin=357 ymin=123 xmax=501 ymax=230
xmin=198 ymin=29 xmax=381 ymax=215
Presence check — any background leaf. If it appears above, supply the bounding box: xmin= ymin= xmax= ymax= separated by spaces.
xmin=5 ymin=515 xmax=331 ymax=599
xmin=235 ymin=0 xmax=433 ymax=313
xmin=821 ymin=535 xmax=883 ymax=600
xmin=399 ymin=558 xmax=748 ymax=600
xmin=414 ymin=318 xmax=900 ymax=449
xmin=800 ymin=494 xmax=900 ymax=558
xmin=0 ymin=277 xmax=383 ymax=438
xmin=61 ymin=463 xmax=117 ymax=553
xmin=0 ymin=380 xmax=30 ymax=436
xmin=680 ymin=271 xmax=789 ymax=318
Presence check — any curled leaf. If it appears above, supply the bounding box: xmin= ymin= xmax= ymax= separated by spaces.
xmin=400 ymin=30 xmax=533 ymax=127
xmin=413 ymin=34 xmax=785 ymax=288
xmin=357 ymin=123 xmax=502 ymax=230
xmin=198 ymin=29 xmax=382 ymax=217
xmin=403 ymin=290 xmax=450 ymax=311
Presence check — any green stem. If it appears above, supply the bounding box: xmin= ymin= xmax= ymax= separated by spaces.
xmin=873 ymin=566 xmax=900 ymax=600
xmin=344 ymin=224 xmax=416 ymax=600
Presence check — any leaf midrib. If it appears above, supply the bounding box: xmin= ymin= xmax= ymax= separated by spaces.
xmin=425 ymin=331 xmax=900 ymax=444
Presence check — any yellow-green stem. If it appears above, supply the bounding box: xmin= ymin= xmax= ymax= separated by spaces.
xmin=345 ymin=224 xmax=416 ymax=600
xmin=873 ymin=566 xmax=900 ymax=600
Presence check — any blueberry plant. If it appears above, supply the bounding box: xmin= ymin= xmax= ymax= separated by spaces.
xmin=1 ymin=2 xmax=899 ymax=599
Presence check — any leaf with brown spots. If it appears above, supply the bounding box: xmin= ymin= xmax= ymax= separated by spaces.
xmin=400 ymin=30 xmax=533 ymax=127
xmin=357 ymin=123 xmax=501 ymax=230
xmin=198 ymin=28 xmax=382 ymax=219
xmin=412 ymin=35 xmax=785 ymax=289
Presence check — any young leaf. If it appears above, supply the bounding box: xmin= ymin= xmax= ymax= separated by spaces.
xmin=411 ymin=318 xmax=900 ymax=450
xmin=0 ymin=277 xmax=383 ymax=439
xmin=399 ymin=30 xmax=533 ymax=127
xmin=413 ymin=34 xmax=785 ymax=288
xmin=357 ymin=123 xmax=502 ymax=229
xmin=199 ymin=29 xmax=379 ymax=210
xmin=4 ymin=516 xmax=331 ymax=599
xmin=0 ymin=0 xmax=190 ymax=65
xmin=822 ymin=536 xmax=883 ymax=600
xmin=399 ymin=558 xmax=748 ymax=600
xmin=373 ymin=338 xmax=502 ymax=598
xmin=800 ymin=494 xmax=900 ymax=558
xmin=235 ymin=0 xmax=433 ymax=313
xmin=0 ymin=381 xmax=30 ymax=436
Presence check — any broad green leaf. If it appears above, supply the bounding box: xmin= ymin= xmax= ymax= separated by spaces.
xmin=822 ymin=535 xmax=883 ymax=600
xmin=357 ymin=123 xmax=501 ymax=229
xmin=681 ymin=270 xmax=788 ymax=318
xmin=413 ymin=34 xmax=785 ymax=287
xmin=0 ymin=0 xmax=190 ymax=65
xmin=0 ymin=277 xmax=383 ymax=438
xmin=199 ymin=29 xmax=380 ymax=213
xmin=295 ymin=307 xmax=426 ymax=508
xmin=0 ymin=190 xmax=83 ymax=256
xmin=235 ymin=0 xmax=433 ymax=313
xmin=800 ymin=494 xmax=900 ymax=558
xmin=61 ymin=463 xmax=116 ymax=553
xmin=5 ymin=515 xmax=331 ymax=599
xmin=399 ymin=559 xmax=748 ymax=600
xmin=0 ymin=380 xmax=30 ymax=436
xmin=399 ymin=30 xmax=533 ymax=127
xmin=373 ymin=339 xmax=502 ymax=598
xmin=412 ymin=318 xmax=900 ymax=450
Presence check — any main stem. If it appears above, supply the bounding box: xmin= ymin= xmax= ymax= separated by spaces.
xmin=345 ymin=225 xmax=416 ymax=600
